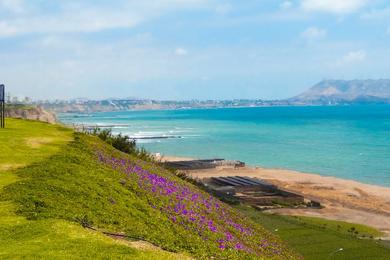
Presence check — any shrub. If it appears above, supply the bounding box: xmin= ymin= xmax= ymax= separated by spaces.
xmin=87 ymin=128 xmax=154 ymax=162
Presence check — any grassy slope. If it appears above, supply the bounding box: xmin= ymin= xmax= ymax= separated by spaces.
xmin=0 ymin=119 xmax=188 ymax=259
xmin=1 ymin=119 xmax=297 ymax=259
xmin=2 ymin=119 xmax=389 ymax=259
xmin=237 ymin=205 xmax=390 ymax=260
xmin=0 ymin=118 xmax=72 ymax=169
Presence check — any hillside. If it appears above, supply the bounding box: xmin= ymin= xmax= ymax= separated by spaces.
xmin=5 ymin=104 xmax=57 ymax=123
xmin=291 ymin=79 xmax=390 ymax=104
xmin=1 ymin=119 xmax=390 ymax=259
xmin=0 ymin=119 xmax=297 ymax=259
xmin=0 ymin=119 xmax=186 ymax=259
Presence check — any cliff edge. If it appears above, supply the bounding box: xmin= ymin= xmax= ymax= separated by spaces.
xmin=5 ymin=105 xmax=57 ymax=124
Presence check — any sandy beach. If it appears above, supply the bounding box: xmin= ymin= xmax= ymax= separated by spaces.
xmin=162 ymin=155 xmax=390 ymax=237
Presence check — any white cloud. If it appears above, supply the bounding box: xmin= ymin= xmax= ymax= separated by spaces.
xmin=175 ymin=48 xmax=188 ymax=56
xmin=0 ymin=21 xmax=18 ymax=37
xmin=301 ymin=0 xmax=367 ymax=14
xmin=0 ymin=12 xmax=141 ymax=37
xmin=280 ymin=1 xmax=293 ymax=10
xmin=0 ymin=0 xmax=26 ymax=13
xmin=301 ymin=26 xmax=327 ymax=40
xmin=361 ymin=8 xmax=390 ymax=20
xmin=339 ymin=50 xmax=367 ymax=64
xmin=215 ymin=3 xmax=233 ymax=15
xmin=0 ymin=0 xmax=209 ymax=37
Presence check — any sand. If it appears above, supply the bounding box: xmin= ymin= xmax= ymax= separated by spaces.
xmin=162 ymin=155 xmax=390 ymax=236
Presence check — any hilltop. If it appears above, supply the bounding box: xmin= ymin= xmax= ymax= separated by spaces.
xmin=291 ymin=79 xmax=390 ymax=105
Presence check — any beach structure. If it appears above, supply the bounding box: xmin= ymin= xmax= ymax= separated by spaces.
xmin=166 ymin=159 xmax=304 ymax=207
xmin=205 ymin=176 xmax=304 ymax=207
xmin=0 ymin=84 xmax=4 ymax=128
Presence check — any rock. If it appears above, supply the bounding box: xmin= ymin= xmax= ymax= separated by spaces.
xmin=5 ymin=106 xmax=57 ymax=124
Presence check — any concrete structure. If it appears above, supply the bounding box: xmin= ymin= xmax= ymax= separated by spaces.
xmin=206 ymin=176 xmax=304 ymax=206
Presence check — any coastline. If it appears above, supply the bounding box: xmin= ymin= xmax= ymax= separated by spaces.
xmin=60 ymin=105 xmax=390 ymax=188
xmin=161 ymin=154 xmax=390 ymax=236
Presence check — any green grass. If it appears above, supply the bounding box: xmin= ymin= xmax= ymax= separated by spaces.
xmin=0 ymin=118 xmax=73 ymax=169
xmin=1 ymin=131 xmax=297 ymax=259
xmin=1 ymin=119 xmax=296 ymax=259
xmin=236 ymin=205 xmax=390 ymax=260
xmin=0 ymin=219 xmax=182 ymax=259
xmin=294 ymin=216 xmax=383 ymax=238
xmin=0 ymin=119 xmax=189 ymax=259
xmin=2 ymin=118 xmax=389 ymax=259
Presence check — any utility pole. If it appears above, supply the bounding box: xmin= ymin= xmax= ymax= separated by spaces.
xmin=0 ymin=84 xmax=5 ymax=128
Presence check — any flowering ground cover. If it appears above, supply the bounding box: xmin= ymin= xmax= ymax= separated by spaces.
xmin=2 ymin=120 xmax=388 ymax=259
xmin=3 ymin=132 xmax=299 ymax=259
xmin=0 ymin=119 xmax=184 ymax=259
xmin=96 ymin=145 xmax=298 ymax=259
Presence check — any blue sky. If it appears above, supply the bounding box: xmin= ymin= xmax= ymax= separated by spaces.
xmin=1 ymin=0 xmax=390 ymax=100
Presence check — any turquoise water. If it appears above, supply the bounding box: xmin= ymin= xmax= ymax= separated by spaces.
xmin=59 ymin=105 xmax=390 ymax=187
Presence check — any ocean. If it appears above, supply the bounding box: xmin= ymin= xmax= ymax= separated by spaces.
xmin=59 ymin=105 xmax=390 ymax=187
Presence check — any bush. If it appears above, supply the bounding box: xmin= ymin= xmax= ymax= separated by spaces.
xmin=87 ymin=128 xmax=154 ymax=162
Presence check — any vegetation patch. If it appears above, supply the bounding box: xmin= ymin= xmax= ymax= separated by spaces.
xmin=0 ymin=118 xmax=72 ymax=168
xmin=97 ymin=147 xmax=297 ymax=258
xmin=236 ymin=205 xmax=390 ymax=260
xmin=2 ymin=133 xmax=298 ymax=259
xmin=4 ymin=119 xmax=388 ymax=259
xmin=0 ymin=119 xmax=191 ymax=259
xmin=292 ymin=216 xmax=383 ymax=239
xmin=0 ymin=218 xmax=185 ymax=259
xmin=25 ymin=137 xmax=55 ymax=149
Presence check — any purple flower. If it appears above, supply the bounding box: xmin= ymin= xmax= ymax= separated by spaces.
xmin=225 ymin=232 xmax=233 ymax=241
xmin=235 ymin=243 xmax=243 ymax=250
xmin=96 ymin=151 xmax=289 ymax=258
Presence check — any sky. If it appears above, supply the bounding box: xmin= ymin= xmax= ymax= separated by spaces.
xmin=0 ymin=0 xmax=390 ymax=100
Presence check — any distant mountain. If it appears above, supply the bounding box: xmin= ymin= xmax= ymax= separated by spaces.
xmin=290 ymin=79 xmax=390 ymax=104
xmin=28 ymin=79 xmax=390 ymax=114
